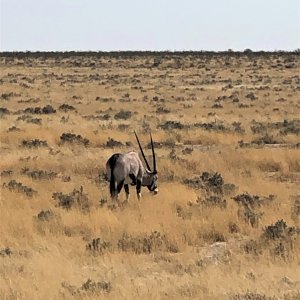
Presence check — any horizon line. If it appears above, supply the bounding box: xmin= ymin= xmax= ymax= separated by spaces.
xmin=1 ymin=48 xmax=299 ymax=54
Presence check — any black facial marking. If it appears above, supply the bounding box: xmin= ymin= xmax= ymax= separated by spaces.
xmin=147 ymin=177 xmax=157 ymax=191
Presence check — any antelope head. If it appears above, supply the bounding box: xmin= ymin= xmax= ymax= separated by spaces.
xmin=134 ymin=131 xmax=158 ymax=194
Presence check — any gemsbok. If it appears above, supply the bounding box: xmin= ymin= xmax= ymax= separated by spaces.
xmin=106 ymin=131 xmax=158 ymax=204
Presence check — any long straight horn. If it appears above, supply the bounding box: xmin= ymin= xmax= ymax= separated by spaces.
xmin=134 ymin=131 xmax=151 ymax=171
xmin=150 ymin=131 xmax=156 ymax=172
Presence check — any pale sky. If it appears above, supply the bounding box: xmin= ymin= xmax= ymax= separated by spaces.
xmin=1 ymin=0 xmax=299 ymax=51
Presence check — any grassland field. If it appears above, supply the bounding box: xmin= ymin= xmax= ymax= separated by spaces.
xmin=0 ymin=52 xmax=300 ymax=299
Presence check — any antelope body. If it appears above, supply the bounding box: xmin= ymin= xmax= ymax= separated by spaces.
xmin=106 ymin=132 xmax=158 ymax=203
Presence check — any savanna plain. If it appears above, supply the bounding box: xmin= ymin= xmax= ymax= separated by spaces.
xmin=0 ymin=52 xmax=300 ymax=299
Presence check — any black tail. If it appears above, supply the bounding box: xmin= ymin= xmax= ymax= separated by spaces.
xmin=108 ymin=154 xmax=120 ymax=197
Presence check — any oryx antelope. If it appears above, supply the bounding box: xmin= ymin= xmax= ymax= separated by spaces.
xmin=106 ymin=131 xmax=158 ymax=203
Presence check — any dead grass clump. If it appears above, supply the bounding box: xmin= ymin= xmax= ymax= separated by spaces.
xmin=164 ymin=138 xmax=176 ymax=148
xmin=0 ymin=247 xmax=13 ymax=257
xmin=194 ymin=121 xmax=226 ymax=132
xmin=236 ymin=193 xmax=275 ymax=208
xmin=83 ymin=113 xmax=111 ymax=121
xmin=183 ymin=175 xmax=202 ymax=189
xmin=8 ymin=126 xmax=21 ymax=132
xmin=243 ymin=220 xmax=300 ymax=261
xmin=263 ymin=219 xmax=297 ymax=241
xmin=81 ymin=279 xmax=112 ymax=294
xmin=176 ymin=204 xmax=192 ymax=220
xmin=52 ymin=186 xmax=90 ymax=212
xmin=0 ymin=107 xmax=10 ymax=117
xmin=62 ymin=279 xmax=111 ymax=296
xmin=168 ymin=149 xmax=177 ymax=161
xmin=114 ymin=109 xmax=132 ymax=120
xmin=156 ymin=106 xmax=171 ymax=114
xmin=23 ymin=104 xmax=56 ymax=114
xmin=200 ymin=172 xmax=224 ymax=194
xmin=224 ymin=183 xmax=238 ymax=195
xmin=36 ymin=209 xmax=54 ymax=221
xmin=60 ymin=116 xmax=68 ymax=123
xmin=3 ymin=179 xmax=37 ymax=197
xmin=117 ymin=231 xmax=179 ymax=254
xmin=58 ymin=103 xmax=76 ymax=112
xmin=251 ymin=120 xmax=300 ymax=136
xmin=99 ymin=196 xmax=108 ymax=207
xmin=237 ymin=141 xmax=249 ymax=148
xmin=1 ymin=91 xmax=17 ymax=100
xmin=86 ymin=238 xmax=111 ymax=254
xmin=238 ymin=103 xmax=250 ymax=108
xmin=291 ymin=196 xmax=300 ymax=220
xmin=159 ymin=120 xmax=185 ymax=130
xmin=146 ymin=141 xmax=163 ymax=149
xmin=212 ymin=102 xmax=223 ymax=108
xmin=231 ymin=291 xmax=277 ymax=300
xmin=197 ymin=195 xmax=227 ymax=209
xmin=106 ymin=137 xmax=123 ymax=148
xmin=243 ymin=239 xmax=263 ymax=256
xmin=26 ymin=117 xmax=41 ymax=125
xmin=184 ymin=172 xmax=225 ymax=195
xmin=60 ymin=132 xmax=90 ymax=146
xmin=228 ymin=222 xmax=240 ymax=233
xmin=233 ymin=193 xmax=266 ymax=227
xmin=278 ymin=120 xmax=300 ymax=135
xmin=251 ymin=134 xmax=281 ymax=146
xmin=95 ymin=96 xmax=115 ymax=103
xmin=201 ymin=230 xmax=226 ymax=243
xmin=233 ymin=193 xmax=263 ymax=209
xmin=182 ymin=147 xmax=193 ymax=155
xmin=289 ymin=159 xmax=300 ymax=172
xmin=251 ymin=122 xmax=267 ymax=134
xmin=62 ymin=224 xmax=91 ymax=239
xmin=118 ymin=123 xmax=130 ymax=131
xmin=232 ymin=121 xmax=245 ymax=133
xmin=242 ymin=208 xmax=263 ymax=227
xmin=258 ymin=161 xmax=282 ymax=172
xmin=283 ymin=291 xmax=300 ymax=300
xmin=261 ymin=219 xmax=300 ymax=260
xmin=100 ymin=113 xmax=111 ymax=120
xmin=21 ymin=167 xmax=57 ymax=180
xmin=1 ymin=169 xmax=13 ymax=176
xmin=21 ymin=139 xmax=48 ymax=148
xmin=245 ymin=92 xmax=257 ymax=101
xmin=33 ymin=211 xmax=64 ymax=236
xmin=17 ymin=114 xmax=42 ymax=124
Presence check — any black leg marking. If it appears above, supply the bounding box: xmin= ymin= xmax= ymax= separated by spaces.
xmin=110 ymin=181 xmax=118 ymax=198
xmin=124 ymin=184 xmax=130 ymax=202
xmin=124 ymin=184 xmax=129 ymax=194
xmin=117 ymin=180 xmax=125 ymax=193
xmin=110 ymin=180 xmax=116 ymax=197
xmin=136 ymin=179 xmax=142 ymax=194
xmin=129 ymin=174 xmax=137 ymax=186
xmin=136 ymin=179 xmax=142 ymax=200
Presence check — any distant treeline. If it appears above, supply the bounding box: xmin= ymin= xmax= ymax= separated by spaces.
xmin=0 ymin=50 xmax=299 ymax=59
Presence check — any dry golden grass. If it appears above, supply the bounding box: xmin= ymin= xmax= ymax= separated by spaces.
xmin=0 ymin=52 xmax=300 ymax=299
